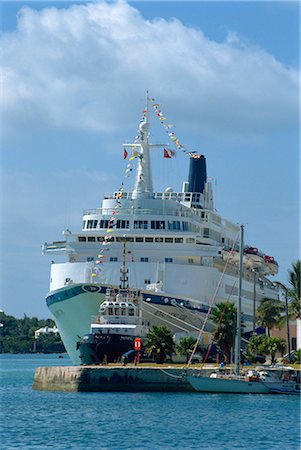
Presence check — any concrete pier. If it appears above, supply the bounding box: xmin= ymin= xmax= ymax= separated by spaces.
xmin=33 ymin=365 xmax=210 ymax=392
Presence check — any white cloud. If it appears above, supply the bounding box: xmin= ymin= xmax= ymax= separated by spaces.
xmin=1 ymin=1 xmax=298 ymax=141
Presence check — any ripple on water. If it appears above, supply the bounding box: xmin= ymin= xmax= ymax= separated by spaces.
xmin=0 ymin=355 xmax=300 ymax=450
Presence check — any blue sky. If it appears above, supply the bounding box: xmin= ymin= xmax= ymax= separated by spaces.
xmin=1 ymin=1 xmax=300 ymax=318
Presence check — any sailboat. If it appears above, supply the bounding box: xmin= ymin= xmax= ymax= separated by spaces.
xmin=187 ymin=225 xmax=301 ymax=395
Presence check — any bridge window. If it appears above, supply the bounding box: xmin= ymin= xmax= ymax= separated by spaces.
xmin=116 ymin=220 xmax=130 ymax=229
xmin=151 ymin=220 xmax=165 ymax=229
xmin=134 ymin=220 xmax=148 ymax=229
xmin=135 ymin=237 xmax=144 ymax=242
xmin=165 ymin=258 xmax=173 ymax=263
xmin=99 ymin=220 xmax=109 ymax=229
xmin=155 ymin=237 xmax=163 ymax=243
xmin=165 ymin=238 xmax=173 ymax=243
xmin=203 ymin=228 xmax=210 ymax=238
xmin=88 ymin=236 xmax=96 ymax=242
xmin=78 ymin=236 xmax=87 ymax=242
xmin=87 ymin=220 xmax=98 ymax=229
xmin=140 ymin=257 xmax=149 ymax=262
xmin=82 ymin=221 xmax=86 ymax=229
xmin=172 ymin=221 xmax=181 ymax=230
xmin=145 ymin=237 xmax=154 ymax=243
xmin=182 ymin=222 xmax=189 ymax=231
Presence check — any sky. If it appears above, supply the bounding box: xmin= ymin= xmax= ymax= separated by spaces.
xmin=0 ymin=0 xmax=300 ymax=318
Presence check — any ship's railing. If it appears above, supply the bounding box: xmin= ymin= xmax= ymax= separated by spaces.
xmin=91 ymin=315 xmax=139 ymax=325
xmin=83 ymin=207 xmax=203 ymax=221
xmin=103 ymin=191 xmax=204 ymax=203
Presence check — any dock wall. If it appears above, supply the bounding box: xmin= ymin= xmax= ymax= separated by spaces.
xmin=33 ymin=366 xmax=209 ymax=392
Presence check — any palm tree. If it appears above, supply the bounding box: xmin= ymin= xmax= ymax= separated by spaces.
xmin=176 ymin=337 xmax=198 ymax=364
xmin=265 ymin=337 xmax=286 ymax=365
xmin=274 ymin=281 xmax=291 ymax=358
xmin=211 ymin=302 xmax=238 ymax=363
xmin=144 ymin=325 xmax=175 ymax=363
xmin=248 ymin=334 xmax=267 ymax=356
xmin=256 ymin=298 xmax=285 ymax=337
xmin=288 ymin=260 xmax=301 ymax=319
xmin=274 ymin=260 xmax=301 ymax=352
xmin=248 ymin=335 xmax=286 ymax=364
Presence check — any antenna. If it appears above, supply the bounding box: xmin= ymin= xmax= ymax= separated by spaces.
xmin=120 ymin=238 xmax=129 ymax=289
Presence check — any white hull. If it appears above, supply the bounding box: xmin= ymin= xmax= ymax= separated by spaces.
xmin=187 ymin=375 xmax=271 ymax=394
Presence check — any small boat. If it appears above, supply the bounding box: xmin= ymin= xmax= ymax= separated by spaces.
xmin=187 ymin=371 xmax=270 ymax=394
xmin=78 ymin=241 xmax=149 ymax=364
xmin=187 ymin=367 xmax=301 ymax=395
xmin=258 ymin=366 xmax=301 ymax=395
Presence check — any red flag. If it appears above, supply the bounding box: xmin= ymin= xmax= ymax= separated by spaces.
xmin=163 ymin=148 xmax=175 ymax=158
xmin=124 ymin=149 xmax=128 ymax=160
xmin=164 ymin=148 xmax=171 ymax=158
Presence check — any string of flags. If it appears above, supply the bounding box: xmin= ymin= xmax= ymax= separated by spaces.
xmin=149 ymin=97 xmax=198 ymax=158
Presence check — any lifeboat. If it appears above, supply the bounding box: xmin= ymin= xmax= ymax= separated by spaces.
xmin=244 ymin=246 xmax=259 ymax=255
xmin=263 ymin=255 xmax=279 ymax=275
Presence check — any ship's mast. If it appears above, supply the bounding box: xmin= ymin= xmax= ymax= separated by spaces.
xmin=133 ymin=95 xmax=153 ymax=198
xmin=119 ymin=239 xmax=129 ymax=289
xmin=123 ymin=93 xmax=166 ymax=200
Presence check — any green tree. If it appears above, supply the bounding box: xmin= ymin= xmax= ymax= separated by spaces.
xmin=264 ymin=337 xmax=286 ymax=364
xmin=248 ymin=335 xmax=286 ymax=364
xmin=36 ymin=333 xmax=65 ymax=353
xmin=176 ymin=337 xmax=199 ymax=364
xmin=256 ymin=298 xmax=285 ymax=337
xmin=287 ymin=260 xmax=301 ymax=319
xmin=211 ymin=302 xmax=241 ymax=363
xmin=248 ymin=334 xmax=267 ymax=356
xmin=144 ymin=325 xmax=175 ymax=363
xmin=292 ymin=349 xmax=301 ymax=364
xmin=0 ymin=311 xmax=64 ymax=354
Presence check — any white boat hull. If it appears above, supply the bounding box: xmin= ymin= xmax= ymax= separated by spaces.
xmin=187 ymin=375 xmax=271 ymax=394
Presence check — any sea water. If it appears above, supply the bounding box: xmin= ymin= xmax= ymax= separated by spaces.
xmin=0 ymin=354 xmax=300 ymax=450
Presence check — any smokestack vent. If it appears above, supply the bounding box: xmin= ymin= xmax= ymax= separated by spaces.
xmin=188 ymin=154 xmax=207 ymax=193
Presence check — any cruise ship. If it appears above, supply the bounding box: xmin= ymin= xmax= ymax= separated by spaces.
xmin=43 ymin=98 xmax=279 ymax=364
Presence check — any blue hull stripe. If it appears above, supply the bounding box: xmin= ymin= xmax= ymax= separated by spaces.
xmin=46 ymin=284 xmax=254 ymax=323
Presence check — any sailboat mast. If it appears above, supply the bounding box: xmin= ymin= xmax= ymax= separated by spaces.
xmin=234 ymin=224 xmax=244 ymax=375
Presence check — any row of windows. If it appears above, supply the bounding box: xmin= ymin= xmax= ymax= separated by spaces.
xmin=83 ymin=219 xmax=200 ymax=232
xmin=114 ymin=191 xmax=202 ymax=202
xmin=87 ymin=256 xmax=174 ymax=263
xmin=78 ymin=236 xmax=193 ymax=244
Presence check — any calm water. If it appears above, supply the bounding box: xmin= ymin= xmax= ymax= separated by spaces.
xmin=0 ymin=354 xmax=300 ymax=450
